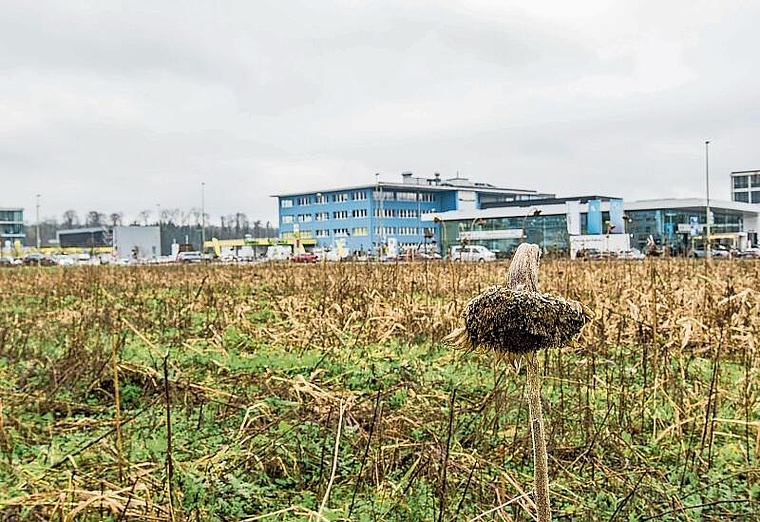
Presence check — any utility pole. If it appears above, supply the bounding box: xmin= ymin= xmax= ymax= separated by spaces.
xmin=705 ymin=141 xmax=711 ymax=260
xmin=35 ymin=194 xmax=41 ymax=250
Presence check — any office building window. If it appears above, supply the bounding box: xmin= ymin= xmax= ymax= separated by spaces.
xmin=297 ymin=197 xmax=310 ymax=205
xmin=333 ymin=210 xmax=349 ymax=220
xmin=352 ymin=209 xmax=367 ymax=218
xmin=752 ymin=191 xmax=760 ymax=204
xmin=733 ymin=176 xmax=749 ymax=189
xmin=297 ymin=214 xmax=312 ymax=223
xmin=281 ymin=199 xmax=293 ymax=208
xmin=333 ymin=193 xmax=348 ymax=203
xmin=374 ymin=208 xmax=395 ymax=218
xmin=734 ymin=192 xmax=749 ymax=203
xmin=315 ymin=194 xmax=327 ymax=204
xmin=282 ymin=215 xmax=294 ymax=224
xmin=352 ymin=227 xmax=368 ymax=236
xmin=352 ymin=191 xmax=367 ymax=201
xmin=315 ymin=212 xmax=329 ymax=221
xmin=315 ymin=229 xmax=329 ymax=237
xmin=373 ymin=190 xmax=394 ymax=200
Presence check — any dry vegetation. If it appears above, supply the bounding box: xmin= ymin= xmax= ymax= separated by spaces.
xmin=0 ymin=259 xmax=759 ymax=520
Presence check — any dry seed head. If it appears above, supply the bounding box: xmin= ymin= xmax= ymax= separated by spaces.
xmin=444 ymin=286 xmax=592 ymax=355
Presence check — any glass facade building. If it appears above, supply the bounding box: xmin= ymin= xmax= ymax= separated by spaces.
xmin=731 ymin=170 xmax=760 ymax=204
xmin=426 ymin=197 xmax=759 ymax=257
xmin=0 ymin=207 xmax=25 ymax=245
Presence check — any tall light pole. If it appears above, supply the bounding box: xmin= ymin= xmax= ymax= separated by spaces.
xmin=35 ymin=194 xmax=41 ymax=250
xmin=705 ymin=141 xmax=711 ymax=260
xmin=201 ymin=182 xmax=206 ymax=254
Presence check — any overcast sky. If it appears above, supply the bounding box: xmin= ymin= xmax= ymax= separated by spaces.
xmin=3 ymin=0 xmax=759 ymax=225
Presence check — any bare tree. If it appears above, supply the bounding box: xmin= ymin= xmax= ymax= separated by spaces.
xmin=137 ymin=210 xmax=151 ymax=226
xmin=189 ymin=207 xmax=202 ymax=226
xmin=235 ymin=212 xmax=246 ymax=235
xmin=109 ymin=212 xmax=123 ymax=227
xmin=86 ymin=211 xmax=106 ymax=227
xmin=253 ymin=220 xmax=262 ymax=238
xmin=62 ymin=210 xmax=79 ymax=228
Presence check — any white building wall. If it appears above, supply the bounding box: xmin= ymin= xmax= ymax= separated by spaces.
xmin=113 ymin=226 xmax=161 ymax=260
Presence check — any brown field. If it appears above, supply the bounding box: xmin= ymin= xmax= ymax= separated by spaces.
xmin=0 ymin=258 xmax=759 ymax=520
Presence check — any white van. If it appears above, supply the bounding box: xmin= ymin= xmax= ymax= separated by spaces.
xmin=450 ymin=245 xmax=496 ymax=262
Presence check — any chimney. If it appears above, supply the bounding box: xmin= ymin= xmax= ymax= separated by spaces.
xmin=401 ymin=172 xmax=413 ymax=183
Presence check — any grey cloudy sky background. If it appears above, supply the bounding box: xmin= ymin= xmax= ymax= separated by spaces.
xmin=3 ymin=0 xmax=759 ymax=225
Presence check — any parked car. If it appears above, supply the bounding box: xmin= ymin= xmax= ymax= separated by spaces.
xmin=737 ymin=247 xmax=760 ymax=258
xmin=688 ymin=246 xmax=730 ymax=258
xmin=450 ymin=245 xmax=497 ymax=262
xmin=177 ymin=251 xmax=203 ymax=263
xmin=0 ymin=256 xmax=21 ymax=266
xmin=618 ymin=249 xmax=646 ymax=260
xmin=23 ymin=253 xmax=55 ymax=266
xmin=291 ymin=252 xmax=318 ymax=263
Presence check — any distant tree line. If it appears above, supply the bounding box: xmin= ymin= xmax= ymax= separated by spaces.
xmin=25 ymin=208 xmax=278 ymax=249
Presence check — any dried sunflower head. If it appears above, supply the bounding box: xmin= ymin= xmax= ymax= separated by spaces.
xmin=444 ymin=285 xmax=592 ymax=355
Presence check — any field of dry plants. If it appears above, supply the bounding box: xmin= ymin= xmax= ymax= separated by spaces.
xmin=1 ymin=258 xmax=759 ymax=521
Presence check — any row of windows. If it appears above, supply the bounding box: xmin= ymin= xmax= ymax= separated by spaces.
xmin=0 ymin=210 xmax=23 ymax=222
xmin=282 ymin=191 xmax=438 ymax=208
xmin=374 ymin=227 xmax=421 ymax=236
xmin=733 ymin=191 xmax=760 ymax=203
xmin=373 ymin=191 xmax=436 ymax=202
xmin=282 ymin=191 xmax=370 ymax=207
xmin=733 ymin=174 xmax=760 ymax=189
xmin=284 ymin=209 xmax=424 ymax=222
xmin=312 ymin=227 xmax=420 ymax=237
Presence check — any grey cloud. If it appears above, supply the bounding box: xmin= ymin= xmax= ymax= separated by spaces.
xmin=2 ymin=0 xmax=759 ymax=223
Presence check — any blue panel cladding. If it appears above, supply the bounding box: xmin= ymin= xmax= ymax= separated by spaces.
xmin=587 ymin=199 xmax=602 ymax=235
xmin=609 ymin=199 xmax=625 ymax=233
xmin=439 ymin=192 xmax=457 ymax=211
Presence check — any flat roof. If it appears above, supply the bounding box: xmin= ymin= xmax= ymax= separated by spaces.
xmin=272 ymin=180 xmax=548 ymax=198
xmin=731 ymin=170 xmax=760 ymax=174
xmin=624 ymin=198 xmax=759 ymax=213
xmin=423 ymin=197 xmax=760 ymax=222
xmin=481 ymin=195 xmax=620 ymax=209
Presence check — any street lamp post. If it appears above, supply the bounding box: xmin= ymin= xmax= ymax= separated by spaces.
xmin=705 ymin=141 xmax=711 ymax=260
xmin=35 ymin=194 xmax=41 ymax=250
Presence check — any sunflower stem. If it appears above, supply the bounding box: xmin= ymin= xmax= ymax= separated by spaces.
xmin=526 ymin=354 xmax=551 ymax=522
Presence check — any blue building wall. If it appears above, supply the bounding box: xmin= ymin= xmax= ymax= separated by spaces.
xmin=276 ymin=179 xmax=551 ymax=255
xmin=279 ymin=186 xmax=446 ymax=254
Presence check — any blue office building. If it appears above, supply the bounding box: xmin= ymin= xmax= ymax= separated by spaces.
xmin=274 ymin=172 xmax=554 ymax=254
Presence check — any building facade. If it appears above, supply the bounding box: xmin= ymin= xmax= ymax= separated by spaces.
xmin=273 ymin=173 xmax=554 ymax=254
xmin=731 ymin=170 xmax=760 ymax=204
xmin=425 ymin=197 xmax=759 ymax=256
xmin=0 ymin=207 xmax=25 ymax=248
